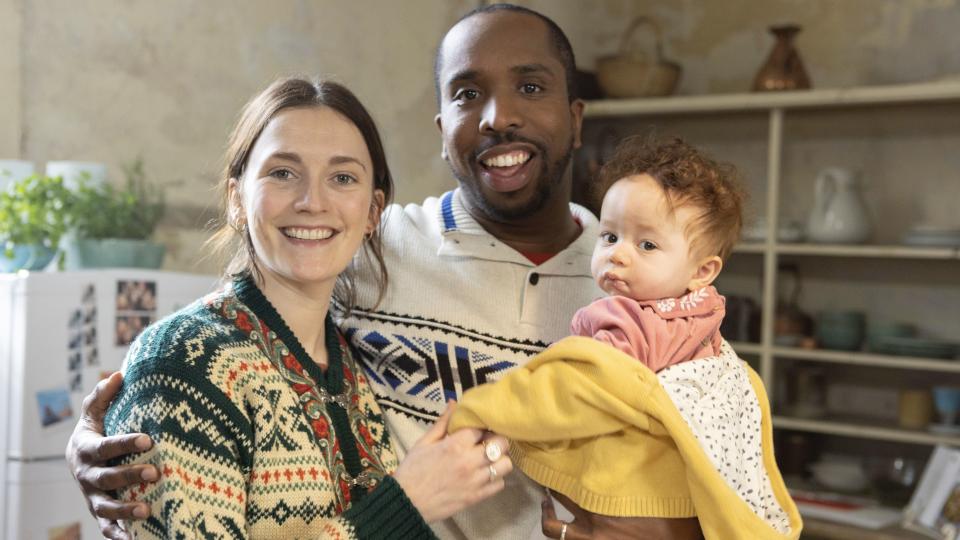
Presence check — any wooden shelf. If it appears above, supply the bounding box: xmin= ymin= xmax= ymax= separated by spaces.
xmin=728 ymin=343 xmax=960 ymax=372
xmin=586 ymin=79 xmax=960 ymax=456
xmin=772 ymin=347 xmax=960 ymax=373
xmin=777 ymin=243 xmax=958 ymax=259
xmin=730 ymin=341 xmax=763 ymax=355
xmin=733 ymin=242 xmax=959 ymax=259
xmin=583 ymin=80 xmax=960 ymax=118
xmin=773 ymin=416 xmax=960 ymax=447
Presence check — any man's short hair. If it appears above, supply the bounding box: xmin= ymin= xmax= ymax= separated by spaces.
xmin=433 ymin=3 xmax=578 ymax=106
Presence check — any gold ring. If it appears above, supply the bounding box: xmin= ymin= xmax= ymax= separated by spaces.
xmin=488 ymin=464 xmax=498 ymax=483
xmin=484 ymin=441 xmax=502 ymax=462
xmin=560 ymin=522 xmax=568 ymax=540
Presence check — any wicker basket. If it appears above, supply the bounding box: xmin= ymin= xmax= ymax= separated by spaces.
xmin=596 ymin=16 xmax=682 ymax=98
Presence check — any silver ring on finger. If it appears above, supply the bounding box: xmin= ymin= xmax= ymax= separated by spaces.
xmin=484 ymin=440 xmax=502 ymax=462
xmin=488 ymin=463 xmax=498 ymax=483
xmin=560 ymin=521 xmax=568 ymax=540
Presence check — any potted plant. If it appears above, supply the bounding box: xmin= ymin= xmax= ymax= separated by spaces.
xmin=0 ymin=174 xmax=73 ymax=272
xmin=64 ymin=158 xmax=167 ymax=269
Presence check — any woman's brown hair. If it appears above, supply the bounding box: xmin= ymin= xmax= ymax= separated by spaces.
xmin=206 ymin=76 xmax=394 ymax=310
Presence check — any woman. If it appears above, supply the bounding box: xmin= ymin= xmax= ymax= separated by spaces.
xmin=102 ymin=77 xmax=512 ymax=538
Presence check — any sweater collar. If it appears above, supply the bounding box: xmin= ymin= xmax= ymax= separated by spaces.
xmin=435 ymin=189 xmax=597 ymax=275
xmin=637 ymin=286 xmax=725 ymax=320
xmin=232 ymin=274 xmax=343 ymax=393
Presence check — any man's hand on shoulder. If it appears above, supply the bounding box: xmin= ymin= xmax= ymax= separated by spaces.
xmin=65 ymin=371 xmax=158 ymax=540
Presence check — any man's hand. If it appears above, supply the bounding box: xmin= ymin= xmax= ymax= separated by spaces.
xmin=542 ymin=489 xmax=704 ymax=540
xmin=541 ymin=489 xmax=593 ymax=540
xmin=65 ymin=372 xmax=158 ymax=540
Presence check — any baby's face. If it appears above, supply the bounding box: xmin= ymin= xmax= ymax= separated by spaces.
xmin=591 ymin=175 xmax=702 ymax=301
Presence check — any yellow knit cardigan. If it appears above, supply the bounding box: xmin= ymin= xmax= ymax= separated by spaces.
xmin=449 ymin=336 xmax=802 ymax=540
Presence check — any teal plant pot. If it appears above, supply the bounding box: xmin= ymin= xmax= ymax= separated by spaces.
xmin=0 ymin=244 xmax=56 ymax=272
xmin=64 ymin=238 xmax=166 ymax=270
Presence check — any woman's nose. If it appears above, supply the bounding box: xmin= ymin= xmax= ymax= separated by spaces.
xmin=293 ymin=180 xmax=328 ymax=213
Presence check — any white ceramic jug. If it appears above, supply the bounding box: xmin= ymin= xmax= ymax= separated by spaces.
xmin=806 ymin=167 xmax=871 ymax=244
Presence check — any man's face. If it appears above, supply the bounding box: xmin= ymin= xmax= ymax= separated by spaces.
xmin=435 ymin=12 xmax=584 ymax=221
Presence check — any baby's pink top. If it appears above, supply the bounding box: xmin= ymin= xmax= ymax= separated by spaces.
xmin=570 ymin=286 xmax=726 ymax=372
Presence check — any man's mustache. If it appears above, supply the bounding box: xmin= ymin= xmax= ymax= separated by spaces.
xmin=473 ymin=132 xmax=547 ymax=160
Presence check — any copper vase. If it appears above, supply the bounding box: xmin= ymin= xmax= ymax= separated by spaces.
xmin=752 ymin=24 xmax=811 ymax=92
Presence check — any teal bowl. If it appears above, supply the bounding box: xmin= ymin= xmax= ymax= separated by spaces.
xmin=816 ymin=311 xmax=865 ymax=351
xmin=0 ymin=244 xmax=55 ymax=272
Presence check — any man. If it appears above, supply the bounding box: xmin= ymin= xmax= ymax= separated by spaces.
xmin=68 ymin=5 xmax=599 ymax=539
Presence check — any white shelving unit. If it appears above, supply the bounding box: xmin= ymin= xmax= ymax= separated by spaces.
xmin=583 ymin=81 xmax=960 ymax=449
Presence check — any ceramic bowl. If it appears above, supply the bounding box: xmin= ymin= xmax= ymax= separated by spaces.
xmin=816 ymin=311 xmax=865 ymax=351
xmin=867 ymin=321 xmax=916 ymax=340
xmin=872 ymin=336 xmax=958 ymax=359
xmin=809 ymin=459 xmax=869 ymax=493
xmin=0 ymin=244 xmax=55 ymax=272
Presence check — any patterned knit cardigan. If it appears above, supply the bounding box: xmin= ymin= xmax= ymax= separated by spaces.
xmin=104 ymin=277 xmax=436 ymax=539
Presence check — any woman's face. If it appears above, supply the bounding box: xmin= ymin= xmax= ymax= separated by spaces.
xmin=230 ymin=106 xmax=382 ymax=295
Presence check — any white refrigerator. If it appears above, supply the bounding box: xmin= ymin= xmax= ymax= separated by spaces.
xmin=0 ymin=270 xmax=217 ymax=540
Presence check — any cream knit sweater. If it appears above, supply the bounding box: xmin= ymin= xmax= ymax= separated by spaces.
xmin=338 ymin=190 xmax=603 ymax=539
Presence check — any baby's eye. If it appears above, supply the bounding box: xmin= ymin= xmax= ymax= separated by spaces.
xmin=639 ymin=240 xmax=658 ymax=251
xmin=600 ymin=232 xmax=618 ymax=244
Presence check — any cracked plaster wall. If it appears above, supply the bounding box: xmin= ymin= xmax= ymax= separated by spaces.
xmin=1 ymin=0 xmax=959 ymax=272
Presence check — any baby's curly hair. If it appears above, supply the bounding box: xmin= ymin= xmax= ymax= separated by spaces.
xmin=595 ymin=135 xmax=745 ymax=261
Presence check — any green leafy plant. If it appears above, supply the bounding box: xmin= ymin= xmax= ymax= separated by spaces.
xmin=0 ymin=174 xmax=73 ymax=259
xmin=71 ymin=158 xmax=165 ymax=240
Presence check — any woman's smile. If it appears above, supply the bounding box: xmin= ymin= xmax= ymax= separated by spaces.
xmin=282 ymin=226 xmax=338 ymax=241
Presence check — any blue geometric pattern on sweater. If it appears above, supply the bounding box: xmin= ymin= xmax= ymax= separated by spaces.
xmin=346 ymin=328 xmax=517 ymax=422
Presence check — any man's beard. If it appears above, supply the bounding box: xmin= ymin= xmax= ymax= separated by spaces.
xmin=454 ymin=135 xmax=575 ymax=222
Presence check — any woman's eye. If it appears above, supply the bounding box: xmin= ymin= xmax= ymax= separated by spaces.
xmin=270 ymin=169 xmax=293 ymax=180
xmin=640 ymin=241 xmax=657 ymax=251
xmin=334 ymin=174 xmax=357 ymax=185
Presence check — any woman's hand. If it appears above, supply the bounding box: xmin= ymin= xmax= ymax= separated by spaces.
xmin=65 ymin=372 xmax=159 ymax=540
xmin=392 ymin=401 xmax=513 ymax=523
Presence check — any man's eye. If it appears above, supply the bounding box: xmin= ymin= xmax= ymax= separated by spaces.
xmin=454 ymin=89 xmax=479 ymax=101
xmin=521 ymin=83 xmax=542 ymax=94
xmin=640 ymin=241 xmax=657 ymax=251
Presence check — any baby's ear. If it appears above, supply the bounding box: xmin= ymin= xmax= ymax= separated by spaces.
xmin=687 ymin=255 xmax=723 ymax=291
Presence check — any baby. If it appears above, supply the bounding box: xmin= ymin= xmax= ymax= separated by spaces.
xmin=450 ymin=136 xmax=800 ymax=539
xmin=573 ymin=135 xmax=743 ymax=374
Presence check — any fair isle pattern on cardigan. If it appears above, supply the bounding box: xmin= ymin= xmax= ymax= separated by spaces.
xmin=104 ymin=277 xmax=435 ymax=539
